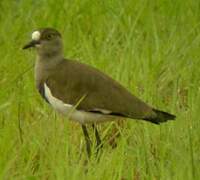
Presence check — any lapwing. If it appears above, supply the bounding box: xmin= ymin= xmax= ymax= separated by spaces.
xmin=23 ymin=28 xmax=175 ymax=157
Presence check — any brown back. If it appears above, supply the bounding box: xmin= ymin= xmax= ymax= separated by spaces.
xmin=45 ymin=59 xmax=155 ymax=119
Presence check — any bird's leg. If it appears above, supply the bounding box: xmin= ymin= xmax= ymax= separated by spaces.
xmin=92 ymin=124 xmax=103 ymax=154
xmin=82 ymin=125 xmax=92 ymax=158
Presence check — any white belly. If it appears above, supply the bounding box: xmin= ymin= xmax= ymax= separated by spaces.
xmin=44 ymin=83 xmax=118 ymax=124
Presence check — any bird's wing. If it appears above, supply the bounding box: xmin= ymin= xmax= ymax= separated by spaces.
xmin=46 ymin=59 xmax=154 ymax=119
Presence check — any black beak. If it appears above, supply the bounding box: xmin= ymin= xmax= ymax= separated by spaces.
xmin=22 ymin=40 xmax=40 ymax=50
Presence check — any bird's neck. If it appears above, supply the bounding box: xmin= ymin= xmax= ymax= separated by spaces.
xmin=34 ymin=53 xmax=64 ymax=88
xmin=36 ymin=52 xmax=64 ymax=70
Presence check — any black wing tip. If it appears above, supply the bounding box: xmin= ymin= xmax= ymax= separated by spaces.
xmin=145 ymin=109 xmax=176 ymax=125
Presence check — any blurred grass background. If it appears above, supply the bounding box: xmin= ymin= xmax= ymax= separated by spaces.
xmin=0 ymin=0 xmax=200 ymax=179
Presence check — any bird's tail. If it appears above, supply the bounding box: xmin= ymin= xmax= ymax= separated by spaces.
xmin=144 ymin=109 xmax=176 ymax=124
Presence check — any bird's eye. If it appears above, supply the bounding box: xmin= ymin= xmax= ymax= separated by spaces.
xmin=46 ymin=34 xmax=53 ymax=40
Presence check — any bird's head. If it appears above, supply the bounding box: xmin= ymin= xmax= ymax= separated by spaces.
xmin=23 ymin=28 xmax=63 ymax=57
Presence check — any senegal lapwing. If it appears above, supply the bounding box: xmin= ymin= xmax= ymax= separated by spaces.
xmin=23 ymin=28 xmax=175 ymax=157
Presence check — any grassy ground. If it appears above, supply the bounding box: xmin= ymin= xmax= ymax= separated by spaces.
xmin=0 ymin=0 xmax=200 ymax=179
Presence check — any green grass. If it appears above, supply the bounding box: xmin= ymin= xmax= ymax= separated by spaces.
xmin=0 ymin=0 xmax=200 ymax=179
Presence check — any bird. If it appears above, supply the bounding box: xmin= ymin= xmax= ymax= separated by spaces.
xmin=23 ymin=27 xmax=175 ymax=157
